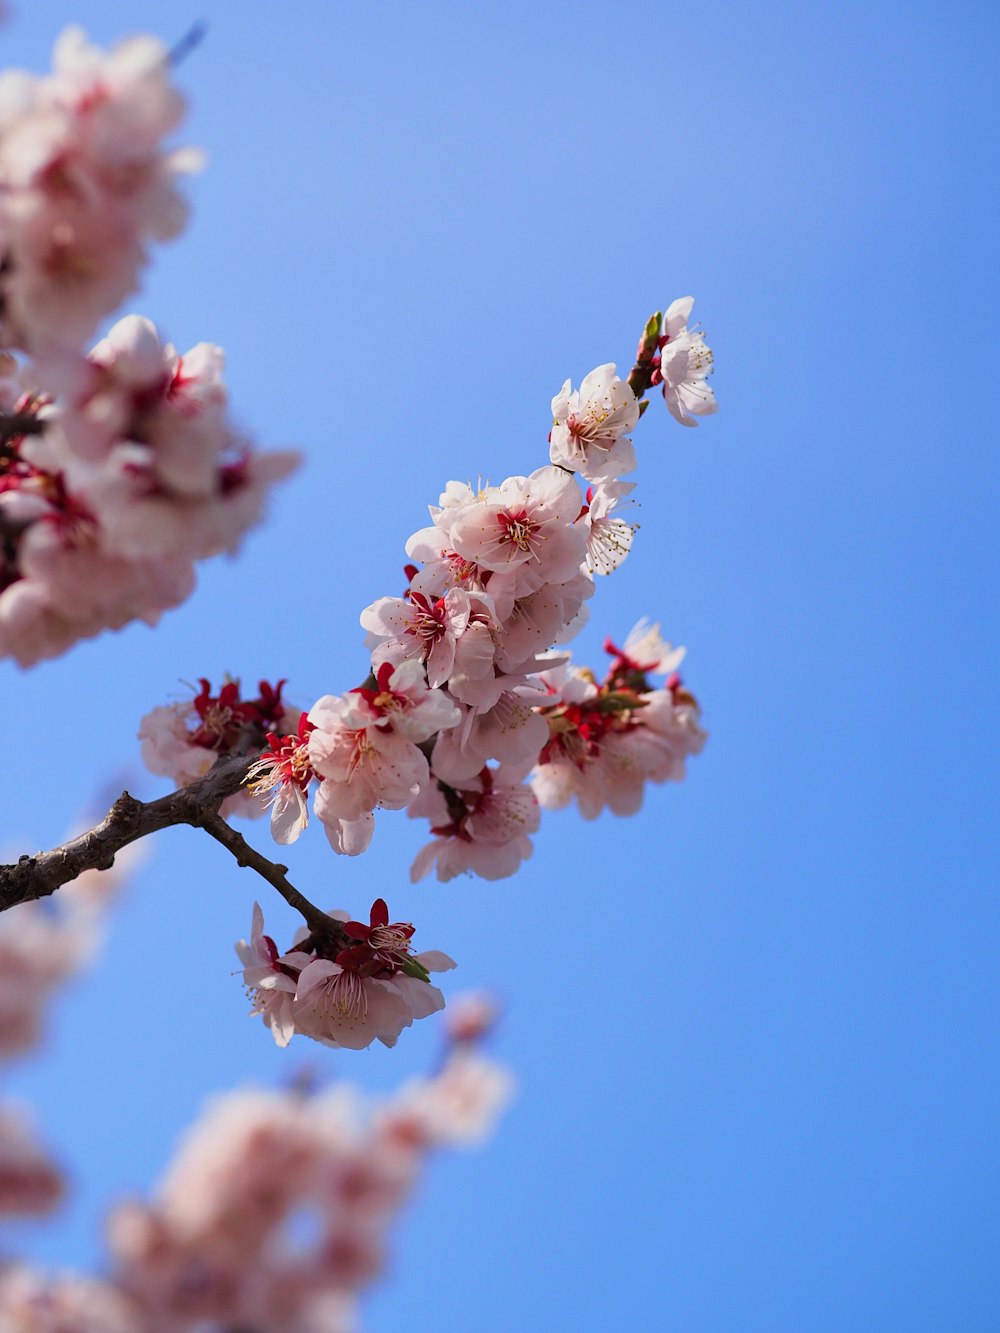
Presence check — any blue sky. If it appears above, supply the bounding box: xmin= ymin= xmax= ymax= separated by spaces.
xmin=2 ymin=1 xmax=999 ymax=1329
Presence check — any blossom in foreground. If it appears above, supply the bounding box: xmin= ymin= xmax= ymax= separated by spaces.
xmin=246 ymin=711 xmax=317 ymax=844
xmin=0 ymin=1266 xmax=141 ymax=1332
xmin=0 ymin=898 xmax=93 ymax=1057
xmin=0 ymin=325 xmax=297 ymax=666
xmin=0 ymin=28 xmax=201 ymax=352
xmin=43 ymin=314 xmax=301 ymax=561
xmin=549 ymin=362 xmax=640 ymax=480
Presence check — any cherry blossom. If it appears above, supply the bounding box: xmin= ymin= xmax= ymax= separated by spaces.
xmin=448 ymin=466 xmax=587 ymax=595
xmin=657 ymin=296 xmax=718 ymax=426
xmin=549 ymin=361 xmax=640 ymax=480
xmin=619 ymin=617 xmax=687 ymax=677
xmin=349 ymin=657 xmax=461 ymax=743
xmin=43 ymin=315 xmax=301 ymax=562
xmin=0 ymin=1266 xmax=142 ymax=1332
xmin=234 ymin=902 xmax=309 ymax=1048
xmin=307 ymin=691 xmax=433 ymax=856
xmin=236 ymin=901 xmax=455 ymax=1052
xmin=0 ymin=23 xmax=727 ymax=1331
xmin=531 ymin=631 xmax=707 ymax=819
xmin=105 ymin=1026 xmax=509 ymax=1331
xmin=0 ymin=334 xmax=296 ymax=665
xmin=0 ymin=28 xmax=201 ymax=352
xmin=409 ymin=764 xmax=540 ymax=882
xmin=362 ymin=586 xmax=475 ymax=687
xmin=246 ymin=712 xmax=317 ymax=844
xmin=140 ymin=676 xmax=300 ymax=820
xmin=390 ymin=1050 xmax=515 ymax=1148
xmin=580 ymin=478 xmax=638 ymax=575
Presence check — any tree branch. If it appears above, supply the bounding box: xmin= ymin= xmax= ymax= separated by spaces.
xmin=0 ymin=753 xmax=255 ymax=913
xmin=0 ymin=411 xmax=45 ymax=443
xmin=199 ymin=813 xmax=341 ymax=943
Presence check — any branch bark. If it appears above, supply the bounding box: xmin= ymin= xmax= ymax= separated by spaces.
xmin=0 ymin=753 xmax=255 ymax=913
xmin=199 ymin=813 xmax=342 ymax=942
xmin=0 ymin=411 xmax=45 ymax=443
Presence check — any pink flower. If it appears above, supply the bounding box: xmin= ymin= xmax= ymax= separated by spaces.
xmin=234 ymin=903 xmax=310 ymax=1048
xmin=0 ymin=28 xmax=201 ymax=352
xmin=246 ymin=712 xmax=317 ymax=845
xmin=658 ymin=297 xmax=718 ymax=427
xmin=391 ymin=1049 xmax=514 ymax=1147
xmin=531 ymin=635 xmax=707 ymax=818
xmin=46 ymin=315 xmax=301 ymax=562
xmin=293 ymin=952 xmax=455 ymax=1052
xmin=307 ymin=692 xmax=431 ymax=856
xmin=549 ymin=362 xmax=639 ymax=480
xmin=409 ymin=765 xmax=540 ymax=882
xmin=361 ymin=587 xmax=473 ymax=688
xmin=580 ymin=479 xmax=638 ymax=576
xmin=448 ymin=466 xmax=587 ymax=596
xmin=349 ymin=658 xmax=461 ymax=744
xmin=445 ymin=992 xmax=501 ymax=1045
xmin=0 ymin=1267 xmax=141 ymax=1332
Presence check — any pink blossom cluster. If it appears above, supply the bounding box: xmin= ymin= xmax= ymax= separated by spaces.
xmin=0 ymin=1266 xmax=140 ymax=1333
xmin=0 ymin=29 xmax=297 ymax=666
xmin=0 ymin=27 xmax=200 ymax=352
xmin=530 ymin=620 xmax=707 ymax=818
xmin=235 ymin=899 xmax=455 ymax=1051
xmin=139 ymin=676 xmax=300 ymax=820
xmin=0 ymin=1030 xmax=510 ymax=1332
xmin=95 ymin=1026 xmax=508 ymax=1332
xmin=0 ymin=317 xmax=298 ymax=666
xmin=139 ymin=304 xmax=714 ymax=892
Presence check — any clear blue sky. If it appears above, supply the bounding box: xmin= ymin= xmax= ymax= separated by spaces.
xmin=3 ymin=2 xmax=999 ymax=1329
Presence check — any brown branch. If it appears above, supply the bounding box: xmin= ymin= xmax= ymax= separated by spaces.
xmin=0 ymin=411 xmax=45 ymax=443
xmin=199 ymin=813 xmax=341 ymax=943
xmin=0 ymin=753 xmax=256 ymax=914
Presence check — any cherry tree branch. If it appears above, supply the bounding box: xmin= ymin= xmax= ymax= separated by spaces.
xmin=199 ymin=813 xmax=342 ymax=942
xmin=0 ymin=411 xmax=45 ymax=443
xmin=0 ymin=754 xmax=326 ymax=930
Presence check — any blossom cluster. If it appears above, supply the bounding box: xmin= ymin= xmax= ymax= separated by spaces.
xmin=0 ymin=33 xmax=297 ymax=665
xmin=154 ymin=301 xmax=715 ymax=884
xmin=140 ymin=675 xmax=300 ymax=820
xmin=1 ymin=1021 xmax=510 ymax=1333
xmin=531 ymin=620 xmax=707 ymax=819
xmin=134 ymin=301 xmax=715 ymax=1049
xmin=0 ymin=27 xmax=198 ymax=352
xmin=236 ymin=899 xmax=455 ymax=1051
